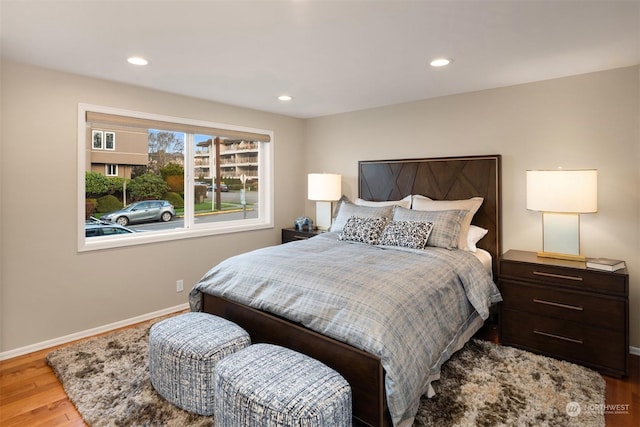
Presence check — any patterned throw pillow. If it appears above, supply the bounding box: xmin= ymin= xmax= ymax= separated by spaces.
xmin=338 ymin=216 xmax=389 ymax=245
xmin=378 ymin=220 xmax=434 ymax=249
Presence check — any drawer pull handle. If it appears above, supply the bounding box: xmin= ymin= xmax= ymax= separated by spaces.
xmin=533 ymin=298 xmax=584 ymax=311
xmin=533 ymin=271 xmax=583 ymax=281
xmin=534 ymin=330 xmax=583 ymax=344
xmin=293 ymin=235 xmax=308 ymax=240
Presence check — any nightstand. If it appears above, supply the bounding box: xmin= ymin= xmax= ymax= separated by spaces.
xmin=281 ymin=227 xmax=323 ymax=244
xmin=499 ymin=249 xmax=629 ymax=377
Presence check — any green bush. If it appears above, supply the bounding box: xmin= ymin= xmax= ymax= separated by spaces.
xmin=128 ymin=173 xmax=169 ymax=201
xmin=96 ymin=195 xmax=123 ymax=213
xmin=85 ymin=171 xmax=110 ymax=197
xmin=107 ymin=176 xmax=127 ymax=193
xmin=165 ymin=192 xmax=184 ymax=209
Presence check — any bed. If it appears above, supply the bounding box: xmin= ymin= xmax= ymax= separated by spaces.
xmin=189 ymin=155 xmax=502 ymax=427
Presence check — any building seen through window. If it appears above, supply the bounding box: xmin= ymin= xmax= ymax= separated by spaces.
xmin=79 ymin=105 xmax=273 ymax=250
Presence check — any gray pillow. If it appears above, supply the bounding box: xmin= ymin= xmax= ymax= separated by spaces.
xmin=378 ymin=220 xmax=434 ymax=249
xmin=392 ymin=206 xmax=467 ymax=249
xmin=338 ymin=216 xmax=389 ymax=245
xmin=331 ymin=200 xmax=393 ymax=233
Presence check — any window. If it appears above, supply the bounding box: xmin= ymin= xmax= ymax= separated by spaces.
xmin=92 ymin=130 xmax=103 ymax=149
xmin=105 ymin=164 xmax=118 ymax=176
xmin=78 ymin=104 xmax=274 ymax=251
xmin=105 ymin=131 xmax=115 ymax=150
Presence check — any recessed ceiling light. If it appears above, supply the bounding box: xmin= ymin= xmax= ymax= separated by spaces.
xmin=127 ymin=56 xmax=149 ymax=66
xmin=278 ymin=95 xmax=293 ymax=101
xmin=430 ymin=58 xmax=451 ymax=67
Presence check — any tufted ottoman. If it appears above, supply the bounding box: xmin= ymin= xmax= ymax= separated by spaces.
xmin=214 ymin=343 xmax=352 ymax=427
xmin=149 ymin=312 xmax=251 ymax=416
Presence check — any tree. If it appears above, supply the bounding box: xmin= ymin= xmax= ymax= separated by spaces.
xmin=160 ymin=162 xmax=184 ymax=180
xmin=131 ymin=165 xmax=149 ymax=179
xmin=85 ymin=171 xmax=110 ymax=197
xmin=160 ymin=162 xmax=184 ymax=193
xmin=148 ymin=130 xmax=184 ymax=173
xmin=107 ymin=176 xmax=127 ymax=193
xmin=128 ymin=173 xmax=169 ymax=201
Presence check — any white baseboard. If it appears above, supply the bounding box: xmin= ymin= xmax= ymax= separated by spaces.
xmin=630 ymin=346 xmax=640 ymax=357
xmin=0 ymin=303 xmax=189 ymax=361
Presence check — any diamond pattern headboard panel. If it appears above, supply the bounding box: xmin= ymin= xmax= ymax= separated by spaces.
xmin=359 ymin=155 xmax=502 ymax=278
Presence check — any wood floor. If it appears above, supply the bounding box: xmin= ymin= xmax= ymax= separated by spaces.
xmin=1 ymin=322 xmax=639 ymax=426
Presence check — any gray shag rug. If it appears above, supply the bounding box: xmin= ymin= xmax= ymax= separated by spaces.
xmin=47 ymin=317 xmax=605 ymax=426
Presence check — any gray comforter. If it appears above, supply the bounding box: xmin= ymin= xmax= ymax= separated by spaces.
xmin=189 ymin=232 xmax=502 ymax=426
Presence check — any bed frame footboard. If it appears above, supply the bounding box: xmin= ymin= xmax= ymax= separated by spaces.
xmin=202 ymin=293 xmax=391 ymax=427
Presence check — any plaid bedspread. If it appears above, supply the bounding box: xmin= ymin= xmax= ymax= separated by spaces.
xmin=189 ymin=232 xmax=502 ymax=426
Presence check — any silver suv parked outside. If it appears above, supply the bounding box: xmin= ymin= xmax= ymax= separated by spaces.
xmin=101 ymin=200 xmax=175 ymax=226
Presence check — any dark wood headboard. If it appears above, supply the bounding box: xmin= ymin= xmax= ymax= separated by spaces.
xmin=358 ymin=155 xmax=502 ymax=278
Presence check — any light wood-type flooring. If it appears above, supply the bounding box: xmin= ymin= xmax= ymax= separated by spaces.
xmin=1 ymin=321 xmax=638 ymax=426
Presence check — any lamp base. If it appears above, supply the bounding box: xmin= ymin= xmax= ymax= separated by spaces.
xmin=537 ymin=251 xmax=586 ymax=262
xmin=539 ymin=212 xmax=584 ymax=262
xmin=315 ymin=201 xmax=333 ymax=231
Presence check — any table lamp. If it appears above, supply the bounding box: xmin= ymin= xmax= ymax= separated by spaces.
xmin=308 ymin=173 xmax=342 ymax=230
xmin=526 ymin=169 xmax=597 ymax=261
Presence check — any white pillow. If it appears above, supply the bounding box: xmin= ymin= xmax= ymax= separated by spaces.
xmin=467 ymin=225 xmax=489 ymax=253
xmin=411 ymin=195 xmax=484 ymax=251
xmin=355 ymin=195 xmax=412 ymax=209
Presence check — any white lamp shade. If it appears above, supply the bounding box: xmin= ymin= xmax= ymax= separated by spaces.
xmin=308 ymin=173 xmax=342 ymax=201
xmin=526 ymin=170 xmax=597 ymax=213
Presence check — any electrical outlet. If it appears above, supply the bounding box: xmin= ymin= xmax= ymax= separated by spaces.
xmin=176 ymin=279 xmax=184 ymax=292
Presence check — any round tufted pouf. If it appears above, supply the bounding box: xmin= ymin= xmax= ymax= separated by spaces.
xmin=149 ymin=312 xmax=251 ymax=416
xmin=214 ymin=343 xmax=352 ymax=427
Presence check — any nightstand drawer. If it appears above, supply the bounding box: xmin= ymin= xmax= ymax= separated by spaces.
xmin=502 ymin=309 xmax=626 ymax=376
xmin=501 ymin=280 xmax=625 ymax=330
xmin=501 ymin=260 xmax=627 ymax=295
xmin=281 ymin=228 xmax=322 ymax=244
xmin=285 ymin=231 xmax=313 ymax=241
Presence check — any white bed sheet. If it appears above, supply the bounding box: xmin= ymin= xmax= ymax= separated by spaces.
xmin=474 ymin=248 xmax=493 ymax=278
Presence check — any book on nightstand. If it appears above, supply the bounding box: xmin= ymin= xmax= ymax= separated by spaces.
xmin=586 ymin=257 xmax=626 ymax=272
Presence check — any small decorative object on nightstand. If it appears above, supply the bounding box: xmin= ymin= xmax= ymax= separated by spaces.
xmin=499 ymin=249 xmax=629 ymax=377
xmin=281 ymin=227 xmax=323 ymax=244
xmin=294 ymin=216 xmax=314 ymax=231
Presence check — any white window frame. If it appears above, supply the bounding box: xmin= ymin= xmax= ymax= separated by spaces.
xmin=105 ymin=164 xmax=118 ymax=176
xmin=78 ymin=103 xmax=274 ymax=252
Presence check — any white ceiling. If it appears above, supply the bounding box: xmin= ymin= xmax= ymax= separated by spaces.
xmin=1 ymin=0 xmax=639 ymax=118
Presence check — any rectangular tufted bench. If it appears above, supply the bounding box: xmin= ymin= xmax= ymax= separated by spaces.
xmin=149 ymin=312 xmax=251 ymax=416
xmin=214 ymin=343 xmax=352 ymax=426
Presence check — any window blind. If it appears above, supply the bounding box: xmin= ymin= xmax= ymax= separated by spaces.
xmin=86 ymin=111 xmax=271 ymax=142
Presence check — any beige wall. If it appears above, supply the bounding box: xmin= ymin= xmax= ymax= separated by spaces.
xmin=1 ymin=61 xmax=638 ymax=354
xmin=305 ymin=66 xmax=640 ymax=348
xmin=0 ymin=61 xmax=306 ymax=352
